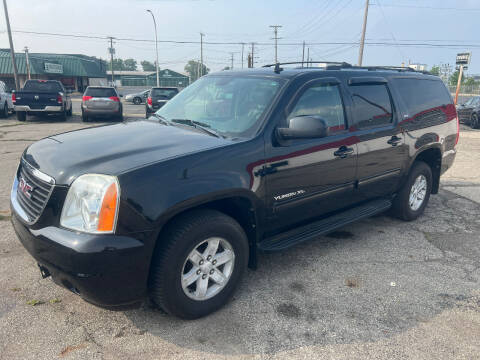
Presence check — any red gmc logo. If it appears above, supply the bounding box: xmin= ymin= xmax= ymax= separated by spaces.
xmin=18 ymin=177 xmax=33 ymax=198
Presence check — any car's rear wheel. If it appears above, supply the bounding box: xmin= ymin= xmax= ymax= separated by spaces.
xmin=0 ymin=102 xmax=8 ymax=118
xmin=58 ymin=110 xmax=67 ymax=122
xmin=16 ymin=111 xmax=26 ymax=121
xmin=81 ymin=110 xmax=89 ymax=122
xmin=67 ymin=104 xmax=73 ymax=117
xmin=149 ymin=209 xmax=248 ymax=319
xmin=471 ymin=113 xmax=479 ymax=129
xmin=391 ymin=161 xmax=432 ymax=221
xmin=133 ymin=97 xmax=142 ymax=105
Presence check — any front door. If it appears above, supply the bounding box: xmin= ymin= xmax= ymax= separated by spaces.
xmin=263 ymin=78 xmax=358 ymax=234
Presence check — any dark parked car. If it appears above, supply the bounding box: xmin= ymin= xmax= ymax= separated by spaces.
xmin=125 ymin=90 xmax=149 ymax=105
xmin=456 ymin=96 xmax=480 ymax=128
xmin=12 ymin=80 xmax=72 ymax=121
xmin=81 ymin=86 xmax=123 ymax=122
xmin=145 ymin=87 xmax=179 ymax=117
xmin=11 ymin=63 xmax=458 ymax=319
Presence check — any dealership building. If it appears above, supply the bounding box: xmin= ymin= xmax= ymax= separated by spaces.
xmin=106 ymin=69 xmax=190 ymax=88
xmin=0 ymin=50 xmax=107 ymax=91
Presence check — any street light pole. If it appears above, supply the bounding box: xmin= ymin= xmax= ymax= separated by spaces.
xmin=2 ymin=0 xmax=19 ymax=90
xmin=147 ymin=9 xmax=160 ymax=87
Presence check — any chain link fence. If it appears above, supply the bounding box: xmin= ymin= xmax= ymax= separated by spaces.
xmin=447 ymin=85 xmax=480 ymax=104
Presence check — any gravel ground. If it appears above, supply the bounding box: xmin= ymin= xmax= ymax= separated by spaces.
xmin=0 ymin=111 xmax=479 ymax=360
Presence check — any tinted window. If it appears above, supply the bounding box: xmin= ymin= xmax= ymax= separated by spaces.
xmin=350 ymin=84 xmax=393 ymax=128
xmin=289 ymin=84 xmax=346 ymax=133
xmin=23 ymin=80 xmax=63 ymax=93
xmin=85 ymin=87 xmax=116 ymax=97
xmin=151 ymin=88 xmax=178 ymax=99
xmin=393 ymin=79 xmax=452 ymax=117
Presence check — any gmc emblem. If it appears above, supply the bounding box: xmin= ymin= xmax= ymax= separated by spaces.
xmin=18 ymin=177 xmax=33 ymax=198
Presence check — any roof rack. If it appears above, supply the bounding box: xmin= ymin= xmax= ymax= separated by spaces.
xmin=262 ymin=61 xmax=431 ymax=74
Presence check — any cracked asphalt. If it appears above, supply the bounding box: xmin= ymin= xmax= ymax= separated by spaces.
xmin=0 ymin=110 xmax=479 ymax=359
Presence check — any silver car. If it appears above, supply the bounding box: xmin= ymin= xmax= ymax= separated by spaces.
xmin=81 ymin=86 xmax=123 ymax=122
xmin=125 ymin=90 xmax=149 ymax=105
xmin=0 ymin=80 xmax=14 ymax=118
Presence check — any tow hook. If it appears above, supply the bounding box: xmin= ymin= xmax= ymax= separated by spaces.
xmin=37 ymin=264 xmax=51 ymax=279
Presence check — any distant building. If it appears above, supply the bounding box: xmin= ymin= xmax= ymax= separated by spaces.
xmin=107 ymin=69 xmax=189 ymax=88
xmin=0 ymin=50 xmax=107 ymax=91
xmin=408 ymin=63 xmax=428 ymax=71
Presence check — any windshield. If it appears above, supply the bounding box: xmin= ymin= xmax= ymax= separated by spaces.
xmin=156 ymin=75 xmax=284 ymax=138
xmin=85 ymin=87 xmax=117 ymax=97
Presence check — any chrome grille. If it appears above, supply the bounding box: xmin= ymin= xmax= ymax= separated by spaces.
xmin=16 ymin=162 xmax=54 ymax=223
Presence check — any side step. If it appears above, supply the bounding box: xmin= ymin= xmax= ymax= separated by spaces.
xmin=258 ymin=198 xmax=392 ymax=252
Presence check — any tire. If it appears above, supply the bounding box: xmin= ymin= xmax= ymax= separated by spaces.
xmin=149 ymin=209 xmax=249 ymax=319
xmin=81 ymin=112 xmax=89 ymax=122
xmin=58 ymin=110 xmax=67 ymax=122
xmin=391 ymin=161 xmax=432 ymax=221
xmin=67 ymin=104 xmax=73 ymax=117
xmin=0 ymin=102 xmax=8 ymax=118
xmin=133 ymin=97 xmax=142 ymax=105
xmin=16 ymin=111 xmax=26 ymax=121
xmin=471 ymin=113 xmax=479 ymax=129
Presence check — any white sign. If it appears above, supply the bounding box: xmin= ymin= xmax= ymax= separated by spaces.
xmin=44 ymin=62 xmax=63 ymax=74
xmin=456 ymin=53 xmax=471 ymax=65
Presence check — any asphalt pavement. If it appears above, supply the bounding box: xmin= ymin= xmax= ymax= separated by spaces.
xmin=0 ymin=112 xmax=479 ymax=360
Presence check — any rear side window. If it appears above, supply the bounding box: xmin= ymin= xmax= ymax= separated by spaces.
xmin=350 ymin=84 xmax=393 ymax=128
xmin=393 ymin=79 xmax=452 ymax=117
xmin=85 ymin=87 xmax=116 ymax=97
xmin=151 ymin=88 xmax=178 ymax=99
xmin=288 ymin=84 xmax=346 ymax=133
xmin=23 ymin=81 xmax=63 ymax=93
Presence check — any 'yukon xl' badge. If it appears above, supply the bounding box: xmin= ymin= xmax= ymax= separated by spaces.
xmin=18 ymin=177 xmax=34 ymax=198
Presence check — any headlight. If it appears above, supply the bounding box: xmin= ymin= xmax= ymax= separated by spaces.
xmin=60 ymin=174 xmax=119 ymax=233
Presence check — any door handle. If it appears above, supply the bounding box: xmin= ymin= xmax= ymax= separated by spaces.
xmin=334 ymin=146 xmax=354 ymax=158
xmin=387 ymin=135 xmax=402 ymax=146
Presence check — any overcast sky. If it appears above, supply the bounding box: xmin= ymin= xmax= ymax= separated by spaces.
xmin=2 ymin=0 xmax=480 ymax=75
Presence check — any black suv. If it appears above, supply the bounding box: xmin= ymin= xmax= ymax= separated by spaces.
xmin=145 ymin=87 xmax=179 ymax=117
xmin=11 ymin=63 xmax=458 ymax=319
xmin=456 ymin=96 xmax=480 ymax=128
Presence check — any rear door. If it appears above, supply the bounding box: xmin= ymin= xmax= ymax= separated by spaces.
xmin=347 ymin=77 xmax=407 ymax=199
xmin=150 ymin=88 xmax=179 ymax=111
xmin=264 ymin=77 xmax=358 ymax=233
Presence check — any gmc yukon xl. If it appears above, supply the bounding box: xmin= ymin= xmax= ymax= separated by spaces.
xmin=11 ymin=63 xmax=458 ymax=319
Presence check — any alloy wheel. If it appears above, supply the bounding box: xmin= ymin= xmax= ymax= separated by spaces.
xmin=409 ymin=174 xmax=427 ymax=211
xmin=181 ymin=237 xmax=235 ymax=301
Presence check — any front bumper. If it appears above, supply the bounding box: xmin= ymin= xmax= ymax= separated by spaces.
xmin=14 ymin=105 xmax=62 ymax=112
xmin=11 ymin=210 xmax=153 ymax=308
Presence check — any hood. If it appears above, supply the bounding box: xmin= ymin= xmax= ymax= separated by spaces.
xmin=23 ymin=120 xmax=231 ymax=185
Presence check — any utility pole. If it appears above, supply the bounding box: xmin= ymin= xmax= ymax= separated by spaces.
xmin=454 ymin=65 xmax=465 ymax=105
xmin=241 ymin=43 xmax=245 ymax=69
xmin=200 ymin=33 xmax=204 ymax=77
xmin=307 ymin=48 xmax=310 ymax=67
xmin=108 ymin=37 xmax=115 ymax=86
xmin=146 ymin=10 xmax=160 ymax=87
xmin=358 ymin=0 xmax=369 ymax=66
xmin=302 ymin=41 xmax=305 ymax=67
xmin=23 ymin=46 xmax=31 ymax=80
xmin=3 ymin=0 xmax=19 ymax=90
xmin=269 ymin=25 xmax=282 ymax=63
xmin=251 ymin=42 xmax=255 ymax=68
xmin=230 ymin=53 xmax=234 ymax=69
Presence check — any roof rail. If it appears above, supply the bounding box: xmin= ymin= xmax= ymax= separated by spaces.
xmin=262 ymin=61 xmax=353 ymax=68
xmin=262 ymin=61 xmax=431 ymax=74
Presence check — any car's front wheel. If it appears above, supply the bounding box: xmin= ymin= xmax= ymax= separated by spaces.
xmin=149 ymin=209 xmax=249 ymax=319
xmin=133 ymin=97 xmax=142 ymax=105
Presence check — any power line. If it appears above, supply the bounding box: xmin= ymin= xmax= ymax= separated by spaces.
xmin=371 ymin=3 xmax=480 ymax=11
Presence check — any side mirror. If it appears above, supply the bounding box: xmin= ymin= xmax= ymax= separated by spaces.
xmin=276 ymin=116 xmax=328 ymax=141
xmin=119 ymin=94 xmax=123 ymax=98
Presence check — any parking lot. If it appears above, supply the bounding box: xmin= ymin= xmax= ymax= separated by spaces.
xmin=0 ymin=109 xmax=479 ymax=359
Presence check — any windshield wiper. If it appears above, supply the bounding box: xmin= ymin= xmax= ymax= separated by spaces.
xmin=171 ymin=119 xmax=222 ymax=138
xmin=150 ymin=113 xmax=170 ymax=125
